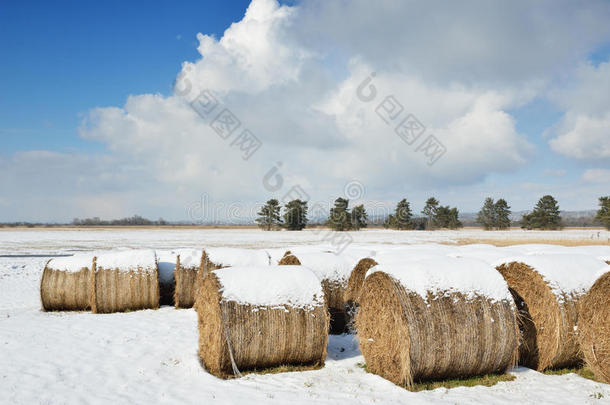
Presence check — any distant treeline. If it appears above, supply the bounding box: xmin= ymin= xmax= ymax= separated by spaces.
xmin=71 ymin=215 xmax=168 ymax=226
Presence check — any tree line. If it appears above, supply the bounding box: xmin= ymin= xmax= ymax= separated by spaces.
xmin=256 ymin=195 xmax=610 ymax=231
xmin=72 ymin=215 xmax=168 ymax=226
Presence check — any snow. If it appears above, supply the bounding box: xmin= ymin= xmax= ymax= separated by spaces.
xmin=46 ymin=253 xmax=94 ymax=273
xmin=370 ymin=257 xmax=514 ymax=302
xmin=493 ymin=254 xmax=610 ymax=296
xmin=1 ymin=229 xmax=610 ymax=404
xmin=214 ymin=265 xmax=325 ymax=309
xmin=176 ymin=249 xmax=203 ymax=268
xmin=156 ymin=250 xmax=178 ymax=283
xmin=206 ymin=247 xmax=272 ymax=267
xmin=95 ymin=249 xmax=157 ymax=273
xmin=284 ymin=251 xmax=358 ymax=283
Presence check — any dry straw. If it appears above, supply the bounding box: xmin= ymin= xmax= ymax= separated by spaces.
xmin=578 ymin=271 xmax=610 ymax=383
xmin=173 ymin=254 xmax=199 ymax=308
xmin=356 ymin=271 xmax=518 ymax=389
xmin=278 ymin=251 xmax=348 ymax=334
xmin=496 ymin=262 xmax=581 ymax=370
xmin=40 ymin=258 xmax=93 ymax=311
xmin=91 ymin=252 xmax=160 ymax=314
xmin=344 ymin=257 xmax=379 ymax=328
xmin=196 ymin=271 xmax=329 ymax=378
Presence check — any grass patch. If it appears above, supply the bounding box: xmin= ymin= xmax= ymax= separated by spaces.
xmin=355 ymin=363 xmax=514 ymax=391
xmin=410 ymin=373 xmax=516 ymax=392
xmin=543 ymin=366 xmax=599 ymax=382
xmin=238 ymin=363 xmax=324 ymax=377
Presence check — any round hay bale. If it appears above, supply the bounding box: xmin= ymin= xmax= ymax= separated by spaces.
xmin=578 ymin=269 xmax=610 ymax=383
xmin=494 ymin=254 xmax=608 ymax=370
xmin=278 ymin=251 xmax=359 ymax=334
xmin=197 ymin=265 xmax=329 ymax=378
xmin=40 ymin=254 xmax=94 ymax=311
xmin=91 ymin=250 xmax=159 ymax=314
xmin=173 ymin=249 xmax=202 ymax=308
xmin=356 ymin=257 xmax=519 ymax=389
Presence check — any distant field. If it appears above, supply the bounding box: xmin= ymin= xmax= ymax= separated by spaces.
xmin=0 ymin=228 xmax=607 ymax=256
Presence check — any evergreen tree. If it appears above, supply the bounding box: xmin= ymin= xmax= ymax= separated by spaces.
xmin=447 ymin=207 xmax=463 ymax=229
xmin=328 ymin=198 xmax=351 ymax=231
xmin=394 ymin=199 xmax=413 ymax=230
xmin=595 ymin=196 xmax=610 ymax=230
xmin=383 ymin=214 xmax=396 ymax=229
xmin=434 ymin=205 xmax=462 ymax=229
xmin=283 ymin=199 xmax=308 ymax=231
xmin=422 ymin=197 xmax=439 ymax=230
xmin=255 ymin=199 xmax=282 ymax=231
xmin=477 ymin=197 xmax=496 ymax=230
xmin=351 ymin=204 xmax=368 ymax=230
xmin=494 ymin=199 xmax=512 ymax=230
xmin=521 ymin=195 xmax=562 ymax=230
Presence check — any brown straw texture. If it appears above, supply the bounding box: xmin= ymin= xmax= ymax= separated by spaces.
xmin=196 ymin=272 xmax=329 ymax=378
xmin=40 ymin=259 xmax=93 ymax=311
xmin=91 ymin=260 xmax=159 ymax=314
xmin=496 ymin=262 xmax=582 ymax=370
xmin=356 ymin=271 xmax=518 ymax=389
xmin=173 ymin=255 xmax=199 ymax=308
xmin=578 ymin=271 xmax=610 ymax=383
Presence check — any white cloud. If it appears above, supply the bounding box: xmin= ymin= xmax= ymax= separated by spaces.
xmin=549 ymin=61 xmax=610 ymax=159
xmin=5 ymin=0 xmax=610 ymax=221
xmin=582 ymin=168 xmax=610 ymax=183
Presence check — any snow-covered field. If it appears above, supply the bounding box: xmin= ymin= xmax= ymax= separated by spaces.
xmin=1 ymin=228 xmax=610 ymax=404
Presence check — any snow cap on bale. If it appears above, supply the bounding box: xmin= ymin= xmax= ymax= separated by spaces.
xmin=197 ymin=247 xmax=274 ymax=298
xmin=345 ymin=249 xmax=448 ymax=308
xmin=494 ymin=253 xmax=608 ymax=370
xmin=91 ymin=249 xmax=159 ymax=313
xmin=356 ymin=257 xmax=519 ymax=389
xmin=578 ymin=265 xmax=610 ymax=383
xmin=196 ymin=265 xmax=329 ymax=378
xmin=40 ymin=253 xmax=95 ymax=311
xmin=215 ymin=266 xmax=325 ymax=308
xmin=205 ymin=247 xmax=271 ymax=268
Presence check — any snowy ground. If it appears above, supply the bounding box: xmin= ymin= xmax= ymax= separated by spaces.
xmin=0 ymin=227 xmax=609 ymax=255
xmin=1 ymin=229 xmax=610 ymax=404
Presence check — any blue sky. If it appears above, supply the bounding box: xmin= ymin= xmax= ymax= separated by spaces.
xmin=1 ymin=0 xmax=609 ymax=222
xmin=0 ymin=0 xmax=252 ymax=153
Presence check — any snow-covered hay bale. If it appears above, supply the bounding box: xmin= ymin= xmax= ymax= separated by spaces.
xmin=495 ymin=254 xmax=608 ymax=370
xmin=578 ymin=269 xmax=610 ymax=383
xmin=173 ymin=249 xmax=202 ymax=308
xmin=278 ymin=251 xmax=358 ymax=334
xmin=40 ymin=254 xmax=94 ymax=311
xmin=91 ymin=250 xmax=159 ymax=313
xmin=356 ymin=257 xmax=519 ymax=389
xmin=197 ymin=266 xmax=329 ymax=378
